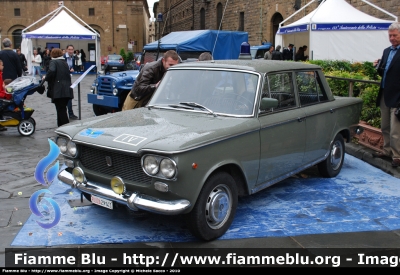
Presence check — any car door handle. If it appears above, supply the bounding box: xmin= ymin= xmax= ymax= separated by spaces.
xmin=297 ymin=117 xmax=306 ymax=122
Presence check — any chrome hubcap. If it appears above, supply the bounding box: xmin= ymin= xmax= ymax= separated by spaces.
xmin=330 ymin=140 xmax=343 ymax=170
xmin=205 ymin=184 xmax=232 ymax=229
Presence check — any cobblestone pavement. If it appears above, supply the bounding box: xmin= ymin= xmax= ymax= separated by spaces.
xmin=0 ymin=73 xmax=97 ymax=266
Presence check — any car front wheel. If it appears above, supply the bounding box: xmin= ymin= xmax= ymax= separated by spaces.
xmin=186 ymin=171 xmax=238 ymax=241
xmin=318 ymin=133 xmax=345 ymax=178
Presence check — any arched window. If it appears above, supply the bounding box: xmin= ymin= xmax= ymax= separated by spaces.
xmin=216 ymin=2 xmax=223 ymax=29
xmin=12 ymin=29 xmax=22 ymax=49
xmin=200 ymin=8 xmax=205 ymax=30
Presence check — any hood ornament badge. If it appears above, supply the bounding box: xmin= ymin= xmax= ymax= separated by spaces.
xmin=106 ymin=156 xmax=112 ymax=167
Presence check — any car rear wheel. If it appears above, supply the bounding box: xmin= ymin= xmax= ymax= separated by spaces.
xmin=185 ymin=171 xmax=238 ymax=241
xmin=318 ymin=133 xmax=345 ymax=178
xmin=18 ymin=119 xmax=35 ymax=136
xmin=92 ymin=104 xmax=108 ymax=116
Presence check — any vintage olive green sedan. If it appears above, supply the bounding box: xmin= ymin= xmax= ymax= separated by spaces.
xmin=56 ymin=60 xmax=363 ymax=241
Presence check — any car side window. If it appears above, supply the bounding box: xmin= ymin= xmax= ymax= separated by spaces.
xmin=295 ymin=71 xmax=328 ymax=106
xmin=262 ymin=72 xmax=295 ymax=112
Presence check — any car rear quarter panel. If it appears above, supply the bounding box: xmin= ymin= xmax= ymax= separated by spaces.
xmin=330 ymin=96 xmax=363 ymax=140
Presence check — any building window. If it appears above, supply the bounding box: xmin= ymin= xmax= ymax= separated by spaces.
xmin=14 ymin=8 xmax=21 ymax=16
xmin=200 ymin=8 xmax=205 ymax=30
xmin=294 ymin=0 xmax=301 ymax=10
xmin=216 ymin=3 xmax=223 ymax=29
xmin=239 ymin=12 xmax=244 ymax=31
xmin=89 ymin=8 xmax=95 ymax=16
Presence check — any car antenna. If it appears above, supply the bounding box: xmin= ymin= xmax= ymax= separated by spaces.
xmin=212 ymin=0 xmax=230 ymax=60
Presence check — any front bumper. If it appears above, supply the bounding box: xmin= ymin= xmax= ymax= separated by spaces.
xmin=58 ymin=169 xmax=190 ymax=215
xmin=88 ymin=93 xmax=119 ymax=108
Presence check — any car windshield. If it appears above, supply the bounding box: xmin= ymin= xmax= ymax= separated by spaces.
xmin=149 ymin=69 xmax=260 ymax=116
xmin=108 ymin=55 xmax=122 ymax=61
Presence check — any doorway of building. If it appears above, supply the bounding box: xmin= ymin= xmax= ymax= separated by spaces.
xmin=271 ymin=13 xmax=283 ymax=46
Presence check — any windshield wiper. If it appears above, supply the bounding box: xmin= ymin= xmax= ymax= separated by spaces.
xmin=168 ymin=104 xmax=195 ymax=110
xmin=179 ymin=102 xmax=217 ymax=117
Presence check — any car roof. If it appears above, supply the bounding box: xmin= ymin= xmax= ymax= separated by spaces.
xmin=169 ymin=59 xmax=321 ymax=74
xmin=250 ymin=44 xmax=271 ymax=50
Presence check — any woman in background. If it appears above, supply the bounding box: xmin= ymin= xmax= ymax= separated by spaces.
xmin=42 ymin=49 xmax=51 ymax=73
xmin=43 ymin=48 xmax=73 ymax=127
xmin=74 ymin=50 xmax=82 ymax=72
xmin=80 ymin=49 xmax=86 ymax=72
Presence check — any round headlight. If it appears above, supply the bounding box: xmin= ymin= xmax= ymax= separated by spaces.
xmin=72 ymin=167 xmax=86 ymax=184
xmin=113 ymin=88 xmax=118 ymax=95
xmin=143 ymin=156 xmax=159 ymax=175
xmin=160 ymin=158 xmax=176 ymax=179
xmin=56 ymin=137 xmax=68 ymax=153
xmin=67 ymin=140 xmax=77 ymax=157
xmin=112 ymin=81 xmax=116 ymax=88
xmin=111 ymin=176 xmax=126 ymax=195
xmin=91 ymin=86 xmax=97 ymax=94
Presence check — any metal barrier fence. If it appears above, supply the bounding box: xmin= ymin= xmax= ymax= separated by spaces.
xmin=324 ymin=75 xmax=380 ymax=97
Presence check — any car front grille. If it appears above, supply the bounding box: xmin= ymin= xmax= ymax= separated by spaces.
xmin=79 ymin=145 xmax=151 ymax=184
xmin=98 ymin=77 xmax=113 ymax=94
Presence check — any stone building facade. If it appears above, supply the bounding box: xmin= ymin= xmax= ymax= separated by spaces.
xmin=0 ymin=0 xmax=151 ymax=56
xmin=154 ymin=0 xmax=400 ymax=46
xmin=1 ymin=0 xmax=398 ymax=57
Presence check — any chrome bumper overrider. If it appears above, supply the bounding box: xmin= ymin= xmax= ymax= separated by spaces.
xmin=58 ymin=169 xmax=190 ymax=215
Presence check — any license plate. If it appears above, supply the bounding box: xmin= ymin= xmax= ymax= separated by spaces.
xmin=91 ymin=195 xmax=113 ymax=210
xmin=112 ymin=67 xmax=117 ymax=69
xmin=97 ymin=95 xmax=104 ymax=100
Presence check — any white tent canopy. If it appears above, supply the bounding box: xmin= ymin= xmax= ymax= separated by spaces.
xmin=21 ymin=6 xmax=101 ymax=73
xmin=275 ymin=0 xmax=395 ymax=62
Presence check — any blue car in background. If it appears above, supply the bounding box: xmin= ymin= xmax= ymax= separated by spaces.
xmin=88 ymin=30 xmax=249 ymax=116
xmin=104 ymin=54 xmax=126 ymax=73
xmin=88 ymin=70 xmax=139 ymax=116
xmin=250 ymin=42 xmax=272 ymax=59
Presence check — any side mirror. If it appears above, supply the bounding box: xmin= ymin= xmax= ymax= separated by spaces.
xmin=260 ymin=97 xmax=279 ymax=110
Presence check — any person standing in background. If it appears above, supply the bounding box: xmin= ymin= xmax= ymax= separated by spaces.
xmin=74 ymin=50 xmax=82 ymax=72
xmin=264 ymin=45 xmax=274 ymax=60
xmin=272 ymin=45 xmax=283 ymax=60
xmin=16 ymin=48 xmax=28 ymax=76
xmin=373 ymin=22 xmax=400 ymax=167
xmin=283 ymin=43 xmax=294 ymax=61
xmin=31 ymin=49 xmax=42 ymax=79
xmin=63 ymin=44 xmax=78 ymax=120
xmin=80 ymin=49 xmax=86 ymax=71
xmin=43 ymin=48 xmax=74 ymax=127
xmin=42 ymin=49 xmax=51 ymax=73
xmin=0 ymin=38 xmax=22 ymax=81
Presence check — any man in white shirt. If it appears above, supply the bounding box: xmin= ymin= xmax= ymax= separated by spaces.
xmin=32 ymin=49 xmax=42 ymax=79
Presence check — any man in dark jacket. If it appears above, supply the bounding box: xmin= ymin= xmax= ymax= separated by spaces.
xmin=282 ymin=43 xmax=294 ymax=61
xmin=122 ymin=50 xmax=180 ymax=110
xmin=272 ymin=45 xmax=283 ymax=60
xmin=16 ymin=48 xmax=27 ymax=75
xmin=0 ymin=38 xmax=22 ymax=80
xmin=373 ymin=22 xmax=400 ymax=167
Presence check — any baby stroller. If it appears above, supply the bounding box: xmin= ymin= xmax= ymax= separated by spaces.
xmin=0 ymin=76 xmax=45 ymax=136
